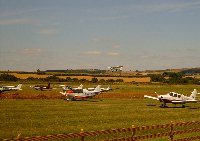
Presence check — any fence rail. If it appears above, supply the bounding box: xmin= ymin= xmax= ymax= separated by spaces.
xmin=3 ymin=121 xmax=200 ymax=141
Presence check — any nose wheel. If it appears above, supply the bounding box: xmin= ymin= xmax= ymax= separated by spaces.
xmin=161 ymin=103 xmax=167 ymax=108
xmin=182 ymin=104 xmax=185 ymax=108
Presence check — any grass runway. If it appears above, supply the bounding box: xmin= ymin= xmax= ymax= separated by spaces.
xmin=1 ymin=99 xmax=200 ymax=140
xmin=0 ymin=84 xmax=200 ymax=140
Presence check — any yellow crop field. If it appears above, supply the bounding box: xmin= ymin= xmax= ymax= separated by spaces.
xmin=7 ymin=73 xmax=50 ymax=79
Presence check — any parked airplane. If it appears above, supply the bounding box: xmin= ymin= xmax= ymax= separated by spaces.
xmin=34 ymin=83 xmax=52 ymax=91
xmin=100 ymin=85 xmax=112 ymax=92
xmin=0 ymin=86 xmax=10 ymax=92
xmin=0 ymin=84 xmax=22 ymax=92
xmin=144 ymin=89 xmax=200 ymax=108
xmin=60 ymin=84 xmax=83 ymax=91
xmin=87 ymin=85 xmax=112 ymax=92
xmin=60 ymin=85 xmax=101 ymax=101
xmin=108 ymin=66 xmax=123 ymax=72
xmin=9 ymin=84 xmax=23 ymax=91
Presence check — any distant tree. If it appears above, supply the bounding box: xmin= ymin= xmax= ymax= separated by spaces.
xmin=0 ymin=73 xmax=18 ymax=81
xmin=150 ymin=74 xmax=165 ymax=82
xmin=65 ymin=77 xmax=72 ymax=82
xmin=166 ymin=73 xmax=183 ymax=84
xmin=71 ymin=78 xmax=79 ymax=82
xmin=36 ymin=69 xmax=45 ymax=75
xmin=45 ymin=75 xmax=60 ymax=82
xmin=106 ymin=79 xmax=115 ymax=83
xmin=79 ymin=78 xmax=88 ymax=83
xmin=99 ymin=79 xmax=106 ymax=83
xmin=91 ymin=77 xmax=98 ymax=83
xmin=116 ymin=79 xmax=124 ymax=82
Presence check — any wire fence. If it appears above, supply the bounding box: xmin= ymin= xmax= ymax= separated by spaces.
xmin=2 ymin=121 xmax=200 ymax=141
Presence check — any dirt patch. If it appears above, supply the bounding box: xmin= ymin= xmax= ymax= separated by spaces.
xmin=0 ymin=92 xmax=64 ymax=99
xmin=0 ymin=91 xmax=148 ymax=99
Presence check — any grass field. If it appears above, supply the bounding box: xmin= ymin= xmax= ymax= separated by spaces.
xmin=0 ymin=83 xmax=200 ymax=140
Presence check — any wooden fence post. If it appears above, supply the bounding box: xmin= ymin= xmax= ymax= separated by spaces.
xmin=80 ymin=128 xmax=84 ymax=141
xmin=170 ymin=121 xmax=174 ymax=141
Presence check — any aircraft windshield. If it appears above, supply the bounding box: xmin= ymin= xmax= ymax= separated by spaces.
xmin=169 ymin=92 xmax=173 ymax=96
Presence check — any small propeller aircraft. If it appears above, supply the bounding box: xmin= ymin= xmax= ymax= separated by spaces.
xmin=60 ymin=84 xmax=83 ymax=91
xmin=100 ymin=85 xmax=112 ymax=92
xmin=87 ymin=85 xmax=112 ymax=92
xmin=108 ymin=66 xmax=123 ymax=72
xmin=0 ymin=84 xmax=22 ymax=92
xmin=144 ymin=89 xmax=200 ymax=108
xmin=33 ymin=83 xmax=52 ymax=91
xmin=60 ymin=85 xmax=101 ymax=101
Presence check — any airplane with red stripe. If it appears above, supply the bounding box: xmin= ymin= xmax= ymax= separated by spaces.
xmin=144 ymin=89 xmax=200 ymax=108
xmin=60 ymin=85 xmax=101 ymax=101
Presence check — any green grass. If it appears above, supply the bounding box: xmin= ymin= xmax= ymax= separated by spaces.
xmin=0 ymin=83 xmax=200 ymax=140
xmin=0 ymin=98 xmax=200 ymax=140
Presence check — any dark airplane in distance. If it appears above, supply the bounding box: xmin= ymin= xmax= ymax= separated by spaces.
xmin=33 ymin=83 xmax=52 ymax=91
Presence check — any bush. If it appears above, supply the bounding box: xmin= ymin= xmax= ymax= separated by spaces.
xmin=0 ymin=73 xmax=19 ymax=81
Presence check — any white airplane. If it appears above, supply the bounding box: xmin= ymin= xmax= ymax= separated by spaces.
xmin=87 ymin=85 xmax=112 ymax=92
xmin=9 ymin=84 xmax=22 ymax=91
xmin=60 ymin=84 xmax=83 ymax=91
xmin=108 ymin=66 xmax=123 ymax=72
xmin=60 ymin=85 xmax=101 ymax=101
xmin=100 ymin=85 xmax=112 ymax=92
xmin=144 ymin=89 xmax=200 ymax=108
xmin=0 ymin=84 xmax=22 ymax=92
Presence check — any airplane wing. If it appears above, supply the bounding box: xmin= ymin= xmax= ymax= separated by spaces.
xmin=185 ymin=99 xmax=200 ymax=103
xmin=171 ymin=101 xmax=185 ymax=104
xmin=144 ymin=95 xmax=159 ymax=100
xmin=171 ymin=100 xmax=200 ymax=104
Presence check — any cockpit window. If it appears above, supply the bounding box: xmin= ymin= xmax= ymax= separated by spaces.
xmin=178 ymin=95 xmax=181 ymax=98
xmin=169 ymin=92 xmax=173 ymax=96
xmin=173 ymin=93 xmax=177 ymax=97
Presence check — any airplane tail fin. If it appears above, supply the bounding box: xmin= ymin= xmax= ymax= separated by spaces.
xmin=107 ymin=85 xmax=112 ymax=91
xmin=16 ymin=84 xmax=22 ymax=90
xmin=94 ymin=85 xmax=101 ymax=93
xmin=47 ymin=83 xmax=50 ymax=89
xmin=190 ymin=89 xmax=198 ymax=99
xmin=78 ymin=84 xmax=83 ymax=89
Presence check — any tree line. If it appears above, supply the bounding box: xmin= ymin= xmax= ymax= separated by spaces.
xmin=1 ymin=72 xmax=200 ymax=84
xmin=0 ymin=73 xmax=124 ymax=84
xmin=149 ymin=72 xmax=200 ymax=84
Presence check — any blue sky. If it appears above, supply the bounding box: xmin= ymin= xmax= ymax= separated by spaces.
xmin=0 ymin=0 xmax=200 ymax=71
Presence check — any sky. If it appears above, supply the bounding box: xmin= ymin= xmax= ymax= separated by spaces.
xmin=0 ymin=0 xmax=200 ymax=71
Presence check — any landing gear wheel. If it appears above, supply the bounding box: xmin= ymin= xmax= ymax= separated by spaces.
xmin=161 ymin=103 xmax=165 ymax=108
